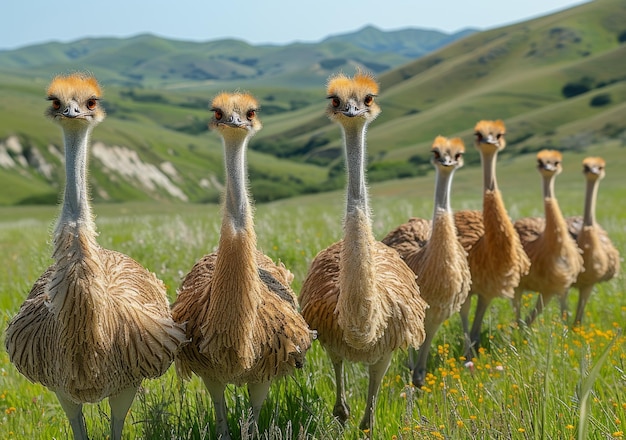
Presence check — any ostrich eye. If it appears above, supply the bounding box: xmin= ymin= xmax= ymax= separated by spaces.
xmin=51 ymin=99 xmax=61 ymax=110
xmin=496 ymin=133 xmax=503 ymax=139
xmin=364 ymin=95 xmax=373 ymax=106
xmin=214 ymin=109 xmax=223 ymax=120
xmin=474 ymin=132 xmax=482 ymax=140
xmin=537 ymin=159 xmax=543 ymax=166
xmin=455 ymin=153 xmax=463 ymax=160
xmin=331 ymin=97 xmax=340 ymax=108
xmin=432 ymin=150 xmax=441 ymax=159
xmin=246 ymin=109 xmax=256 ymax=120
xmin=554 ymin=161 xmax=560 ymax=166
xmin=86 ymin=99 xmax=97 ymax=110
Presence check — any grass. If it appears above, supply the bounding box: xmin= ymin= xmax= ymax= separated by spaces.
xmin=0 ymin=141 xmax=625 ymax=439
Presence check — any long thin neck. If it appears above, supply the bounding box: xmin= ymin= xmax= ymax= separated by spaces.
xmin=583 ymin=178 xmax=599 ymax=227
xmin=214 ymin=134 xmax=257 ymax=283
xmin=222 ymin=136 xmax=252 ymax=232
xmin=542 ymin=174 xmax=566 ymax=236
xmin=542 ymin=173 xmax=556 ymax=200
xmin=206 ymin=134 xmax=260 ymax=366
xmin=481 ymin=149 xmax=498 ymax=192
xmin=433 ymin=168 xmax=455 ymax=215
xmin=337 ymin=121 xmax=383 ymax=349
xmin=341 ymin=121 xmax=374 ymax=299
xmin=48 ymin=124 xmax=104 ymax=326
xmin=55 ymin=126 xmax=96 ymax=240
xmin=343 ymin=124 xmax=369 ymax=215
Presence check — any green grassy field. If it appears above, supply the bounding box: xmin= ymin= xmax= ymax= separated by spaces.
xmin=0 ymin=140 xmax=624 ymax=439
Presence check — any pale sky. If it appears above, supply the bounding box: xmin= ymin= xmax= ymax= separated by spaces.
xmin=2 ymin=0 xmax=590 ymax=51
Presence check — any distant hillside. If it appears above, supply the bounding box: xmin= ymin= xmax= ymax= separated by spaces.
xmin=322 ymin=25 xmax=477 ymax=58
xmin=0 ymin=26 xmax=472 ymax=89
xmin=0 ymin=26 xmax=473 ymax=205
xmin=1 ymin=0 xmax=625 ymax=206
xmin=267 ymin=0 xmax=626 ymax=177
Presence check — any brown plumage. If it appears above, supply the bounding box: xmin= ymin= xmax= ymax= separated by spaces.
xmin=564 ymin=157 xmax=620 ymax=325
xmin=299 ymin=72 xmax=427 ymax=432
xmin=383 ymin=136 xmax=470 ymax=388
xmin=513 ymin=149 xmax=584 ymax=325
xmin=171 ymin=92 xmax=314 ymax=440
xmin=454 ymin=120 xmax=530 ymax=358
xmin=5 ymin=73 xmax=187 ymax=440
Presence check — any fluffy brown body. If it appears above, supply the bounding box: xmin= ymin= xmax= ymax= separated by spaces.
xmin=5 ymin=73 xmax=186 ymax=440
xmin=454 ymin=120 xmax=530 ymax=357
xmin=299 ymin=72 xmax=427 ymax=432
xmin=173 ymin=229 xmax=311 ymax=385
xmin=565 ymin=157 xmax=620 ymax=325
xmin=301 ymin=219 xmax=426 ymax=363
xmin=7 ymin=230 xmax=184 ymax=401
xmin=383 ymin=137 xmax=470 ymax=387
xmin=513 ymin=150 xmax=583 ymax=325
xmin=171 ymin=92 xmax=313 ymax=439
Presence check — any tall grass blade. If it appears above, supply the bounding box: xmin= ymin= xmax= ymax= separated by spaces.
xmin=577 ymin=330 xmax=620 ymax=440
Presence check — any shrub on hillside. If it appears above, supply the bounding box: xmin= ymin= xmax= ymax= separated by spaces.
xmin=562 ymin=80 xmax=592 ymax=98
xmin=590 ymin=93 xmax=611 ymax=107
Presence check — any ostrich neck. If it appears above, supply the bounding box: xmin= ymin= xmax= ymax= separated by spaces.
xmin=56 ymin=126 xmax=95 ymax=238
xmin=429 ymin=168 xmax=455 ymax=239
xmin=48 ymin=125 xmax=104 ymax=332
xmin=337 ymin=121 xmax=381 ymax=347
xmin=542 ymin=173 xmax=556 ymax=200
xmin=542 ymin=175 xmax=567 ymax=239
xmin=341 ymin=121 xmax=374 ymax=291
xmin=433 ymin=168 xmax=455 ymax=215
xmin=222 ymin=137 xmax=252 ymax=231
xmin=583 ymin=178 xmax=599 ymax=226
xmin=343 ymin=124 xmax=369 ymax=214
xmin=480 ymin=149 xmax=498 ymax=192
xmin=211 ymin=135 xmax=260 ymax=319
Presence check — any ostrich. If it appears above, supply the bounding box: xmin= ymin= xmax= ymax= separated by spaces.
xmin=4 ymin=73 xmax=187 ymax=440
xmin=564 ymin=157 xmax=620 ymax=325
xmin=383 ymin=136 xmax=471 ymax=388
xmin=513 ymin=149 xmax=584 ymax=326
xmin=299 ymin=72 xmax=427 ymax=432
xmin=171 ymin=92 xmax=314 ymax=440
xmin=454 ymin=120 xmax=530 ymax=358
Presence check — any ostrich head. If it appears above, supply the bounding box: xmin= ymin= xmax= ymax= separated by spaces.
xmin=431 ymin=136 xmax=465 ymax=171
xmin=209 ymin=92 xmax=261 ymax=143
xmin=474 ymin=120 xmax=506 ymax=153
xmin=325 ymin=72 xmax=381 ymax=128
xmin=582 ymin=156 xmax=606 ymax=182
xmin=46 ymin=73 xmax=105 ymax=128
xmin=536 ymin=149 xmax=563 ymax=178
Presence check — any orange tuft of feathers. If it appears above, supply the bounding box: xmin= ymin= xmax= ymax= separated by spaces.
xmin=432 ymin=136 xmax=466 ymax=154
xmin=448 ymin=137 xmax=466 ymax=153
xmin=326 ymin=72 xmax=379 ymax=97
xmin=47 ymin=73 xmax=102 ymax=99
xmin=582 ymin=156 xmax=605 ymax=168
xmin=474 ymin=119 xmax=506 ymax=135
xmin=537 ymin=149 xmax=563 ymax=162
xmin=211 ymin=92 xmax=259 ymax=113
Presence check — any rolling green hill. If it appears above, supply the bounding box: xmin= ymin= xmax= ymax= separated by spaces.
xmin=0 ymin=26 xmax=469 ymax=88
xmin=0 ymin=26 xmax=473 ymax=206
xmin=281 ymin=0 xmax=626 ymax=173
xmin=0 ymin=0 xmax=624 ymax=206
